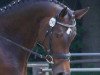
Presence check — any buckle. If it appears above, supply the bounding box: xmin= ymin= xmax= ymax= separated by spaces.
xmin=45 ymin=55 xmax=54 ymax=64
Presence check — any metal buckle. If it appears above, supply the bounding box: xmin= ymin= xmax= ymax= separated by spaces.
xmin=45 ymin=55 xmax=54 ymax=64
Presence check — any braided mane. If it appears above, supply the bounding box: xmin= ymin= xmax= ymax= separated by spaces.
xmin=0 ymin=0 xmax=66 ymax=14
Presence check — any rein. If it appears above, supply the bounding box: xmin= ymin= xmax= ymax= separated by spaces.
xmin=0 ymin=35 xmax=44 ymax=59
xmin=0 ymin=34 xmax=71 ymax=64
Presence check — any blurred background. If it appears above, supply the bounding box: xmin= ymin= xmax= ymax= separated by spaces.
xmin=0 ymin=0 xmax=100 ymax=75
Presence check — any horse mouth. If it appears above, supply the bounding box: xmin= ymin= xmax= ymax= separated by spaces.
xmin=57 ymin=72 xmax=70 ymax=75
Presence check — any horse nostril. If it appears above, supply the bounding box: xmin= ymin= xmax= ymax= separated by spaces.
xmin=57 ymin=72 xmax=65 ymax=75
xmin=57 ymin=72 xmax=70 ymax=75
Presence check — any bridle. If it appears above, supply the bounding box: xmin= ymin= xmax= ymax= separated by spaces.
xmin=43 ymin=13 xmax=76 ymax=64
xmin=35 ymin=7 xmax=76 ymax=64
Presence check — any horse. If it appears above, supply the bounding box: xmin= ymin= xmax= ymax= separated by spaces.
xmin=0 ymin=0 xmax=89 ymax=75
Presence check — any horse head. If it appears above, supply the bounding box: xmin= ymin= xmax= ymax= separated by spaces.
xmin=37 ymin=6 xmax=89 ymax=75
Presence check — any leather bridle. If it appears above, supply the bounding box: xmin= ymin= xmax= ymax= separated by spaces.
xmin=42 ymin=15 xmax=76 ymax=64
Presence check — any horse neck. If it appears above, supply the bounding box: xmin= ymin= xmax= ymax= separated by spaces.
xmin=0 ymin=2 xmax=63 ymax=75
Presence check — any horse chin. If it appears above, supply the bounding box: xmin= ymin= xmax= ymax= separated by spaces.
xmin=52 ymin=67 xmax=70 ymax=75
xmin=57 ymin=72 xmax=70 ymax=75
xmin=52 ymin=71 xmax=70 ymax=75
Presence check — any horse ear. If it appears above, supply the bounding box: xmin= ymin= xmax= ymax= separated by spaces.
xmin=59 ymin=7 xmax=67 ymax=18
xmin=74 ymin=7 xmax=90 ymax=19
